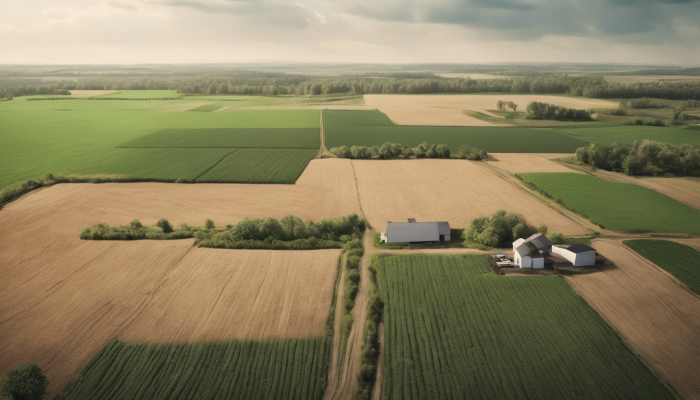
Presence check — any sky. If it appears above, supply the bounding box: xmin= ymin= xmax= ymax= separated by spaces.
xmin=2 ymin=0 xmax=699 ymax=65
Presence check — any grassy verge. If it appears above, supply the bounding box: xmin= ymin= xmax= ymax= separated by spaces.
xmin=338 ymin=237 xmax=364 ymax=363
xmin=355 ymin=255 xmax=383 ymax=400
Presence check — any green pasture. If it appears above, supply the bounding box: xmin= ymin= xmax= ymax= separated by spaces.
xmin=325 ymin=126 xmax=590 ymax=153
xmin=377 ymin=254 xmax=673 ymax=400
xmin=560 ymin=125 xmax=700 ymax=147
xmin=197 ymin=149 xmax=318 ymax=184
xmin=323 ymin=110 xmax=395 ymax=127
xmin=519 ymin=173 xmax=700 ymax=234
xmin=0 ymin=108 xmax=320 ymax=189
xmin=188 ymin=103 xmax=225 ymax=112
xmin=119 ymin=128 xmax=319 ymax=149
xmin=624 ymin=240 xmax=700 ymax=294
xmin=62 ymin=338 xmax=330 ymax=400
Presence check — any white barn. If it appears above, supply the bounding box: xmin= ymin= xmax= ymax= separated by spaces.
xmin=381 ymin=221 xmax=451 ymax=243
xmin=512 ymin=233 xmax=553 ymax=270
xmin=552 ymin=244 xmax=596 ymax=267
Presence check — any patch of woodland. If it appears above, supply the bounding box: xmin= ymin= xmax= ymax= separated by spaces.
xmin=575 ymin=140 xmax=700 ymax=176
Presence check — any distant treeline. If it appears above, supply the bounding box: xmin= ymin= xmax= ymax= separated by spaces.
xmin=26 ymin=97 xmax=181 ymax=101
xmin=575 ymin=140 xmax=700 ymax=176
xmin=3 ymin=74 xmax=700 ymax=100
xmin=330 ymin=142 xmax=487 ymax=160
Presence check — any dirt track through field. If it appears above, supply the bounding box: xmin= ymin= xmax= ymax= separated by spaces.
xmin=566 ymin=239 xmax=700 ymax=400
xmin=364 ymin=94 xmax=617 ymax=126
xmin=0 ymin=159 xmax=359 ymax=398
xmin=352 ymin=159 xmax=589 ymax=235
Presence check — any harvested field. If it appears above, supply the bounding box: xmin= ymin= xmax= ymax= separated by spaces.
xmin=68 ymin=90 xmax=118 ymax=97
xmin=352 ymin=159 xmax=588 ymax=235
xmin=604 ymin=75 xmax=700 ymax=84
xmin=566 ymin=239 xmax=700 ymax=400
xmin=0 ymin=158 xmax=358 ymax=398
xmin=487 ymin=153 xmax=580 ymax=174
xmin=364 ymin=94 xmax=616 ymax=126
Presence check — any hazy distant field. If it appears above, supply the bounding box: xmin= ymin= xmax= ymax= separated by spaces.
xmin=560 ymin=125 xmax=700 ymax=147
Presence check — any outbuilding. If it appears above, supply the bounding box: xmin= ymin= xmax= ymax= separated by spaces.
xmin=552 ymin=243 xmax=596 ymax=267
xmin=381 ymin=220 xmax=451 ymax=243
xmin=513 ymin=239 xmax=545 ymax=269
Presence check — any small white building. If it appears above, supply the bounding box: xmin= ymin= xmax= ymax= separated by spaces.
xmin=512 ymin=233 xmax=553 ymax=269
xmin=381 ymin=220 xmax=450 ymax=243
xmin=552 ymin=243 xmax=596 ymax=267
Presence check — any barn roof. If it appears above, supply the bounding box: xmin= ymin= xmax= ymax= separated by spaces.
xmin=386 ymin=222 xmax=440 ymax=241
xmin=567 ymin=244 xmax=596 ymax=254
xmin=514 ymin=243 xmax=530 ymax=257
xmin=437 ymin=222 xmax=451 ymax=235
xmin=527 ymin=233 xmax=554 ymax=250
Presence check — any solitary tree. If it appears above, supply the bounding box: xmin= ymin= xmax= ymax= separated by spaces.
xmin=496 ymin=100 xmax=504 ymax=111
xmin=0 ymin=364 xmax=48 ymax=400
xmin=205 ymin=219 xmax=215 ymax=230
xmin=156 ymin=218 xmax=173 ymax=233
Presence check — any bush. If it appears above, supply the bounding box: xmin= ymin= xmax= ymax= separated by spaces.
xmin=130 ymin=219 xmax=142 ymax=228
xmin=156 ymin=218 xmax=173 ymax=233
xmin=548 ymin=232 xmax=565 ymax=244
xmin=456 ymin=145 xmax=488 ymax=160
xmin=463 ymin=210 xmax=536 ymax=248
xmin=347 ymin=256 xmax=362 ymax=270
xmin=1 ymin=364 xmax=48 ymax=400
xmin=204 ymin=219 xmax=215 ymax=230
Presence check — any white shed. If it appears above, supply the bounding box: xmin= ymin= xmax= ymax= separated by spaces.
xmin=513 ymin=240 xmax=545 ymax=269
xmin=382 ymin=221 xmax=451 ymax=243
xmin=552 ymin=244 xmax=596 ymax=267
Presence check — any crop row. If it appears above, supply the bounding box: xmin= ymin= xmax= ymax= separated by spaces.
xmin=196 ymin=148 xmax=317 ymax=184
xmin=519 ymin=172 xmax=700 ymax=235
xmin=119 ymin=128 xmax=320 ymax=149
xmin=377 ymin=254 xmax=673 ymax=400
xmin=63 ymin=338 xmax=330 ymax=400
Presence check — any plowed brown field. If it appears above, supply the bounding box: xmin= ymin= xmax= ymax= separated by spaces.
xmin=487 ymin=153 xmax=581 ymax=174
xmin=0 ymin=158 xmax=357 ymax=398
xmin=364 ymin=94 xmax=617 ymax=126
xmin=352 ymin=159 xmax=588 ymax=235
xmin=566 ymin=239 xmax=700 ymax=400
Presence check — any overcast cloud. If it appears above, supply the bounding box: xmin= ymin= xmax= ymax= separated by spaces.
xmin=1 ymin=0 xmax=698 ymax=64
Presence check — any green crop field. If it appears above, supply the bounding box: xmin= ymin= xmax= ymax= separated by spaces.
xmin=0 ymin=103 xmax=320 ymax=189
xmin=63 ymin=338 xmax=329 ymax=400
xmin=197 ymin=149 xmax=318 ymax=183
xmin=624 ymin=240 xmax=700 ymax=294
xmin=559 ymin=125 xmax=700 ymax=147
xmin=325 ymin=126 xmax=590 ymax=153
xmin=323 ymin=110 xmax=395 ymax=127
xmin=120 ymin=128 xmax=319 ymax=149
xmin=377 ymin=254 xmax=673 ymax=400
xmin=188 ymin=103 xmax=225 ymax=112
xmin=519 ymin=173 xmax=700 ymax=234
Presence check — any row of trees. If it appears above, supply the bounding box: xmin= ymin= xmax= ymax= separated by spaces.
xmin=575 ymin=140 xmax=700 ymax=176
xmin=4 ymin=74 xmax=700 ymax=100
xmin=525 ymin=102 xmax=592 ymax=120
xmin=330 ymin=142 xmax=451 ymax=159
xmin=496 ymin=100 xmax=518 ymax=111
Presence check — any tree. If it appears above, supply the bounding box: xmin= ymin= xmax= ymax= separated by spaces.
xmin=130 ymin=219 xmax=142 ymax=229
xmin=1 ymin=364 xmax=48 ymax=400
xmin=156 ymin=218 xmax=173 ymax=233
xmin=507 ymin=101 xmax=518 ymax=111
xmin=205 ymin=219 xmax=215 ymax=230
xmin=496 ymin=100 xmax=504 ymax=111
xmin=538 ymin=224 xmax=548 ymax=235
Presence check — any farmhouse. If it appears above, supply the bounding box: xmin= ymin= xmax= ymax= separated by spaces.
xmin=381 ymin=219 xmax=450 ymax=243
xmin=552 ymin=243 xmax=596 ymax=267
xmin=512 ymin=233 xmax=553 ymax=269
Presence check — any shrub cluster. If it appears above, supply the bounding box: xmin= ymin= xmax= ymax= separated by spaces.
xmin=1 ymin=363 xmax=48 ymax=400
xmin=200 ymin=214 xmax=365 ymax=250
xmin=622 ymin=117 xmax=665 ymax=126
xmin=495 ymin=100 xmax=518 ymax=111
xmin=80 ymin=219 xmax=202 ymax=241
xmin=525 ymin=101 xmax=592 ymax=120
xmin=339 ymin=237 xmax=365 ymax=357
xmin=575 ymin=140 xmax=700 ymax=176
xmin=330 ymin=141 xmax=451 ymax=159
xmin=619 ymin=98 xmax=667 ymax=109
xmin=455 ymin=145 xmax=488 ymax=160
xmin=355 ymin=255 xmax=384 ymax=400
xmin=463 ymin=209 xmax=546 ymax=248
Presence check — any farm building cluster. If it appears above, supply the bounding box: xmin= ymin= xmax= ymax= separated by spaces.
xmin=493 ymin=233 xmax=597 ymax=270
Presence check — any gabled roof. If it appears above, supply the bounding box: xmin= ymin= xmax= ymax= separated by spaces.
xmin=514 ymin=243 xmax=530 ymax=257
xmin=567 ymin=243 xmax=596 ymax=254
xmin=527 ymin=233 xmax=554 ymax=250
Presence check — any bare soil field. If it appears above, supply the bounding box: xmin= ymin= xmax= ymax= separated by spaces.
xmin=68 ymin=90 xmax=119 ymax=97
xmin=352 ymin=159 xmax=588 ymax=235
xmin=119 ymin=248 xmax=339 ymax=342
xmin=0 ymin=158 xmax=358 ymax=397
xmin=363 ymin=94 xmax=617 ymax=126
xmin=604 ymin=75 xmax=700 ymax=84
xmin=566 ymin=239 xmax=700 ymax=400
xmin=147 ymin=102 xmax=211 ymax=112
xmin=487 ymin=153 xmax=581 ymax=174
